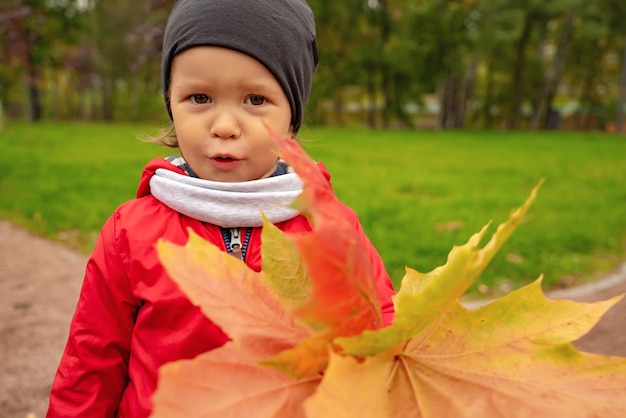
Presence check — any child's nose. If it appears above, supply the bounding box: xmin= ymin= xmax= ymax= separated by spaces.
xmin=210 ymin=110 xmax=241 ymax=139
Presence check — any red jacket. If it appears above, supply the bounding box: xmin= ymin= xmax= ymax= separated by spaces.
xmin=47 ymin=158 xmax=396 ymax=418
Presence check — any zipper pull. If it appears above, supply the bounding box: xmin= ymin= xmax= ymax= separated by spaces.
xmin=229 ymin=228 xmax=243 ymax=260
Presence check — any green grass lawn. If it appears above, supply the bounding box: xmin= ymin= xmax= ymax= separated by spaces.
xmin=1 ymin=121 xmax=625 ymax=295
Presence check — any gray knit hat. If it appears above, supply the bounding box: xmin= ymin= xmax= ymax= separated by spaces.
xmin=162 ymin=0 xmax=318 ymax=133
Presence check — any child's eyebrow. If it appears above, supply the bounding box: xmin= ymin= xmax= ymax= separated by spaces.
xmin=170 ymin=80 xmax=207 ymax=91
xmin=238 ymin=80 xmax=282 ymax=95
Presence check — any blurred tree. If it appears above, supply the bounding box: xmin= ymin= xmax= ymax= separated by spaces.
xmin=91 ymin=0 xmax=166 ymax=120
xmin=468 ymin=0 xmax=519 ymax=129
xmin=618 ymin=40 xmax=626 ymax=133
xmin=307 ymin=0 xmax=626 ymax=130
xmin=307 ymin=0 xmax=372 ymax=126
xmin=496 ymin=0 xmax=549 ymax=129
xmin=400 ymin=0 xmax=482 ymax=129
xmin=529 ymin=2 xmax=577 ymax=130
xmin=558 ymin=0 xmax=626 ymax=130
xmin=0 ymin=0 xmax=87 ymax=121
xmin=2 ymin=0 xmax=626 ymax=129
xmin=601 ymin=0 xmax=626 ymax=132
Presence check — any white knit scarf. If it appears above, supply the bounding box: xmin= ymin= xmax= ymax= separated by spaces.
xmin=149 ymin=168 xmax=303 ymax=228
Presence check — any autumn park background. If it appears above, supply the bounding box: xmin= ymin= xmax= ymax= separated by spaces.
xmin=1 ymin=0 xmax=625 ymax=295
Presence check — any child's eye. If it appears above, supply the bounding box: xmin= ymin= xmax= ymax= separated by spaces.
xmin=190 ymin=94 xmax=210 ymax=104
xmin=246 ymin=95 xmax=266 ymax=106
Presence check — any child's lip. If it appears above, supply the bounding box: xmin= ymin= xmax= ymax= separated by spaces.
xmin=212 ymin=154 xmax=239 ymax=161
xmin=210 ymin=154 xmax=241 ymax=170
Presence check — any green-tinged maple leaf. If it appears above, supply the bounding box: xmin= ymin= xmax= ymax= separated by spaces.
xmin=305 ymin=280 xmax=626 ymax=417
xmin=335 ymin=181 xmax=542 ymax=357
xmin=260 ymin=217 xmax=312 ymax=313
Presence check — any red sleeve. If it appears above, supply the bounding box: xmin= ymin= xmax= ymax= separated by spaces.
xmin=347 ymin=207 xmax=397 ymax=326
xmin=47 ymin=213 xmax=141 ymax=417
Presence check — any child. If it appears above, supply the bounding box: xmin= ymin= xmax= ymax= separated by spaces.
xmin=47 ymin=0 xmax=396 ymax=416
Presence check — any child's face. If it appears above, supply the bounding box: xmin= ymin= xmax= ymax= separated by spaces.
xmin=169 ymin=46 xmax=292 ymax=182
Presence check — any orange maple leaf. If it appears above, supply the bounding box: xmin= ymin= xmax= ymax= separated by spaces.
xmin=279 ymin=133 xmax=383 ymax=335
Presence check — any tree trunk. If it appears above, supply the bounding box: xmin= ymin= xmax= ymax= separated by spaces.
xmin=379 ymin=0 xmax=391 ymax=128
xmin=101 ymin=77 xmax=114 ymax=121
xmin=439 ymin=75 xmax=460 ymax=129
xmin=366 ymin=63 xmax=377 ymax=128
xmin=26 ymin=51 xmax=42 ymax=122
xmin=456 ymin=58 xmax=477 ymax=128
xmin=483 ymin=60 xmax=495 ymax=129
xmin=0 ymin=97 xmax=5 ymax=132
xmin=576 ymin=49 xmax=599 ymax=131
xmin=381 ymin=64 xmax=392 ymax=128
xmin=392 ymin=73 xmax=414 ymax=128
xmin=616 ymin=38 xmax=626 ymax=134
xmin=530 ymin=10 xmax=575 ymax=131
xmin=334 ymin=97 xmax=344 ymax=126
xmin=506 ymin=11 xmax=536 ymax=130
xmin=27 ymin=79 xmax=41 ymax=122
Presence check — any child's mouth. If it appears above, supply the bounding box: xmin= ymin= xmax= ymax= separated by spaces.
xmin=211 ymin=155 xmax=240 ymax=170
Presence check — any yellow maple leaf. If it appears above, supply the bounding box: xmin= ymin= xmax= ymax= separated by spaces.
xmin=306 ymin=282 xmax=626 ymax=417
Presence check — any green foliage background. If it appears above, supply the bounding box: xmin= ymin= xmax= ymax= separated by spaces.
xmin=1 ymin=122 xmax=624 ymax=295
xmin=2 ymin=0 xmax=626 ymax=130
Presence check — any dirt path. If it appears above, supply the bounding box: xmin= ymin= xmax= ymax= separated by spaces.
xmin=1 ymin=219 xmax=625 ymax=417
xmin=1 ymin=221 xmax=85 ymax=418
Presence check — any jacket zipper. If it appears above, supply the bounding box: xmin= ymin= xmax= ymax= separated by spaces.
xmin=229 ymin=228 xmax=243 ymax=261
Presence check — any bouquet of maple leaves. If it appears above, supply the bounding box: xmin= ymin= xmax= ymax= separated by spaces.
xmin=152 ymin=134 xmax=626 ymax=417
